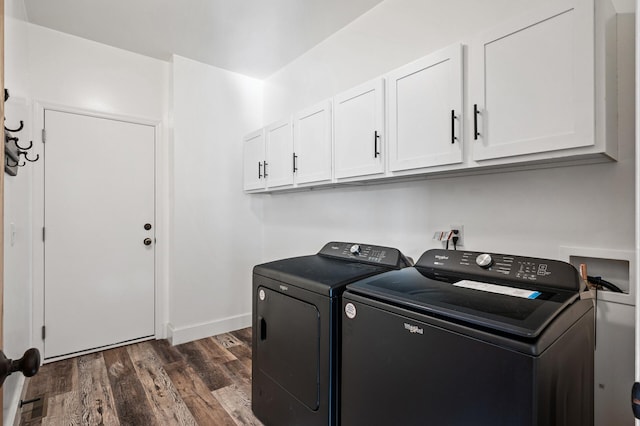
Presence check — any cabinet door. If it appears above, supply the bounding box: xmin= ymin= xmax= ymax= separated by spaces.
xmin=243 ymin=129 xmax=265 ymax=191
xmin=294 ymin=100 xmax=333 ymax=185
xmin=334 ymin=79 xmax=385 ymax=179
xmin=470 ymin=0 xmax=594 ymax=161
xmin=388 ymin=44 xmax=463 ymax=172
xmin=265 ymin=118 xmax=294 ymax=189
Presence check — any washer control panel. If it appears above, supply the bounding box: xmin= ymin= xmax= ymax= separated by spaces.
xmin=416 ymin=249 xmax=580 ymax=291
xmin=319 ymin=241 xmax=411 ymax=269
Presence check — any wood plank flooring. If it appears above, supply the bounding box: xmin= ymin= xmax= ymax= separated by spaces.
xmin=18 ymin=328 xmax=263 ymax=426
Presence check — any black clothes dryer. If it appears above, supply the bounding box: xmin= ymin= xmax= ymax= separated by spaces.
xmin=252 ymin=241 xmax=411 ymax=426
xmin=341 ymin=249 xmax=594 ymax=426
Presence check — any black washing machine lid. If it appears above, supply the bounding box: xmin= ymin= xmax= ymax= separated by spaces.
xmin=253 ymin=242 xmax=411 ymax=297
xmin=346 ymin=267 xmax=579 ymax=339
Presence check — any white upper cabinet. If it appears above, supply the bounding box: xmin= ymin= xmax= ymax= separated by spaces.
xmin=265 ymin=118 xmax=294 ymax=189
xmin=470 ymin=0 xmax=596 ymax=161
xmin=244 ymin=0 xmax=617 ymax=193
xmin=334 ymin=79 xmax=385 ymax=179
xmin=243 ymin=129 xmax=266 ymax=191
xmin=294 ymin=100 xmax=333 ymax=185
xmin=387 ymin=43 xmax=464 ymax=172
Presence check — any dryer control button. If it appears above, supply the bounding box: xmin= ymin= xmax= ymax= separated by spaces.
xmin=476 ymin=254 xmax=494 ymax=269
xmin=350 ymin=244 xmax=361 ymax=255
xmin=259 ymin=289 xmax=266 ymax=301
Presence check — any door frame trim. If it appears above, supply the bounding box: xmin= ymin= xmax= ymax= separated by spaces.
xmin=31 ymin=101 xmax=167 ymax=361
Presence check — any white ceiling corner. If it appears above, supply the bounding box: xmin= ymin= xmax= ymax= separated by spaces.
xmin=19 ymin=0 xmax=385 ymax=79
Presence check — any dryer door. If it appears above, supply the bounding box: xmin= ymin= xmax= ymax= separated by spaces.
xmin=256 ymin=286 xmax=320 ymax=410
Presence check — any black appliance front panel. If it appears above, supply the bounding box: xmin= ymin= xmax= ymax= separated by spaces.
xmin=346 ymin=267 xmax=577 ymax=338
xmin=341 ymin=292 xmax=594 ymax=426
xmin=256 ymin=286 xmax=320 ymax=410
xmin=252 ymin=274 xmax=333 ymax=426
xmin=252 ymin=242 xmax=411 ymax=426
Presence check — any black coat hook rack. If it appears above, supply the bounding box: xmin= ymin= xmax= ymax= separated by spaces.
xmin=15 ymin=139 xmax=32 ymax=150
xmin=6 ymin=147 xmax=38 ymax=168
xmin=5 ymin=120 xmax=24 ymax=133
xmin=4 ymin=89 xmax=38 ymax=176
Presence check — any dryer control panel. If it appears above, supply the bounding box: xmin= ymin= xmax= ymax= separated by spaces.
xmin=416 ymin=249 xmax=580 ymax=292
xmin=319 ymin=242 xmax=412 ymax=269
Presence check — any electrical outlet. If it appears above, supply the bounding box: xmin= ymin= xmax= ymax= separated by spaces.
xmin=450 ymin=224 xmax=464 ymax=247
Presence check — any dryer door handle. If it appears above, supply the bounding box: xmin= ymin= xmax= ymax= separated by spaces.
xmin=258 ymin=316 xmax=267 ymax=341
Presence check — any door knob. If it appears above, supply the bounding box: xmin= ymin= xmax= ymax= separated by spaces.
xmin=0 ymin=348 xmax=40 ymax=387
xmin=633 ymin=382 xmax=640 ymax=419
xmin=144 ymin=238 xmax=152 ymax=246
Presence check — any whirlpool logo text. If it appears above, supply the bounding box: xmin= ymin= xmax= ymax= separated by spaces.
xmin=404 ymin=323 xmax=424 ymax=335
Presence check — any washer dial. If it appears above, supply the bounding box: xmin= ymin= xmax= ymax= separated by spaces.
xmin=476 ymin=253 xmax=494 ymax=269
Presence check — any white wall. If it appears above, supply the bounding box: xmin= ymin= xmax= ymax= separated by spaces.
xmin=262 ymin=0 xmax=636 ymax=264
xmin=3 ymin=17 xmax=32 ymax=426
xmin=2 ymin=18 xmax=172 ymax=422
xmin=26 ymin=24 xmax=169 ymax=120
xmin=3 ymin=20 xmax=265 ymax=359
xmin=5 ymin=0 xmax=27 ymax=21
xmin=264 ymin=0 xmax=556 ymax=124
xmin=169 ymin=55 xmax=263 ymax=344
xmin=3 ymin=100 xmax=32 ymax=426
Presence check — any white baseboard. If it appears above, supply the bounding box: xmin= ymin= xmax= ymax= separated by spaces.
xmin=167 ymin=313 xmax=251 ymax=346
xmin=5 ymin=375 xmax=25 ymax=426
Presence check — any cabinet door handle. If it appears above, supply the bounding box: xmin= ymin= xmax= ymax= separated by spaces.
xmin=263 ymin=161 xmax=268 ymax=178
xmin=374 ymin=131 xmax=380 ymax=158
xmin=451 ymin=110 xmax=458 ymax=144
xmin=293 ymin=153 xmax=298 ymax=173
xmin=258 ymin=161 xmax=262 ymax=179
xmin=473 ymin=104 xmax=480 ymax=140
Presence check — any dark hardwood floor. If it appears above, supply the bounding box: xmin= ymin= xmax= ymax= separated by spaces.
xmin=18 ymin=328 xmax=263 ymax=426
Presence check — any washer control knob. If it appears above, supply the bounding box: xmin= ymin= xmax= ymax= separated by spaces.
xmin=476 ymin=253 xmax=493 ymax=269
xmin=350 ymin=244 xmax=361 ymax=255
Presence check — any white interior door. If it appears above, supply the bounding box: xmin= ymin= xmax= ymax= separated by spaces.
xmin=43 ymin=109 xmax=155 ymax=359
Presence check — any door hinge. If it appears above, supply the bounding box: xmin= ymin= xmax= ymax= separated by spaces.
xmin=42 ymin=227 xmax=45 ymax=241
xmin=41 ymin=325 xmax=46 ymax=340
xmin=42 ymin=129 xmax=46 ymax=143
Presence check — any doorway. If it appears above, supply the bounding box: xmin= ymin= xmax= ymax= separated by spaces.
xmin=41 ymin=108 xmax=156 ymax=360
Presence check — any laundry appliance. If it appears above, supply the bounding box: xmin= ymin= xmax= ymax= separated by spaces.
xmin=341 ymin=249 xmax=594 ymax=426
xmin=252 ymin=241 xmax=411 ymax=426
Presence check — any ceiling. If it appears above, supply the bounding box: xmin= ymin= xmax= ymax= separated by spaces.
xmin=14 ymin=0 xmax=636 ymax=79
xmin=17 ymin=0 xmax=384 ymax=79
